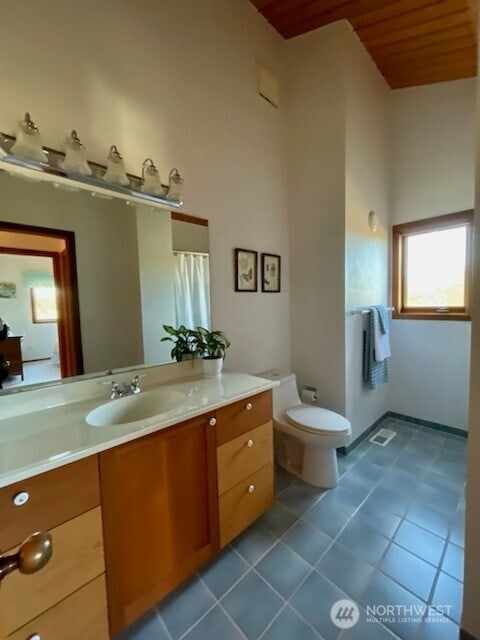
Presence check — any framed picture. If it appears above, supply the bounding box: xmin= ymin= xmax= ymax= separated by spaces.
xmin=261 ymin=253 xmax=281 ymax=292
xmin=234 ymin=248 xmax=258 ymax=292
xmin=0 ymin=282 xmax=16 ymax=299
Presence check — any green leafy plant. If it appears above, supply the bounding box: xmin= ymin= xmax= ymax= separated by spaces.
xmin=161 ymin=325 xmax=199 ymax=362
xmin=194 ymin=327 xmax=231 ymax=360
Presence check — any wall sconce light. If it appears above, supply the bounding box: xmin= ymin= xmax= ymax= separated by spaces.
xmin=167 ymin=168 xmax=184 ymax=203
xmin=141 ymin=158 xmax=165 ymax=196
xmin=103 ymin=145 xmax=130 ymax=186
xmin=10 ymin=113 xmax=48 ymax=163
xmin=368 ymin=210 xmax=379 ymax=233
xmin=60 ymin=130 xmax=92 ymax=176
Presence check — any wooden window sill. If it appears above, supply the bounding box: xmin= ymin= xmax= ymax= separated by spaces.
xmin=393 ymin=312 xmax=471 ymax=322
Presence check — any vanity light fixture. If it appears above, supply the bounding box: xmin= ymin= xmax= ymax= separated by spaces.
xmin=167 ymin=168 xmax=184 ymax=204
xmin=141 ymin=158 xmax=165 ymax=196
xmin=60 ymin=130 xmax=92 ymax=176
xmin=10 ymin=113 xmax=48 ymax=163
xmin=103 ymin=145 xmax=130 ymax=186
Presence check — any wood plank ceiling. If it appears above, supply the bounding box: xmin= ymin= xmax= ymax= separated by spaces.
xmin=250 ymin=0 xmax=478 ymax=88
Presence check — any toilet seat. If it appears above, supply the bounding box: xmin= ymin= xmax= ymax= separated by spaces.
xmin=286 ymin=404 xmax=351 ymax=436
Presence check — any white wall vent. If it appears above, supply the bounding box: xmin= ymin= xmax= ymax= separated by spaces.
xmin=256 ymin=63 xmax=279 ymax=108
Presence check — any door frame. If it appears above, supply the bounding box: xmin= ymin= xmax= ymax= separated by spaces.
xmin=0 ymin=222 xmax=84 ymax=378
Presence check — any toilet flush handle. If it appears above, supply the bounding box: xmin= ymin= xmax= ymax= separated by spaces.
xmin=246 ymin=439 xmax=254 ymax=448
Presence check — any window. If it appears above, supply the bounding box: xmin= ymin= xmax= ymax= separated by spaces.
xmin=30 ymin=286 xmax=58 ymax=323
xmin=392 ymin=211 xmax=474 ymax=321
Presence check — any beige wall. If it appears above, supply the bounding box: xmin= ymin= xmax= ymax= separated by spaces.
xmin=389 ymin=79 xmax=475 ymax=431
xmin=463 ymin=55 xmax=480 ymax=638
xmin=0 ymin=0 xmax=291 ymax=375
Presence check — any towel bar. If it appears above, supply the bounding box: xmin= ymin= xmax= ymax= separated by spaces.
xmin=351 ymin=306 xmax=395 ymax=315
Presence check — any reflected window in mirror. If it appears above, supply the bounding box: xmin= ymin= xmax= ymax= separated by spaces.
xmin=30 ymin=286 xmax=58 ymax=324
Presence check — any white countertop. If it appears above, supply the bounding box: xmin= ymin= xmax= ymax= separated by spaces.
xmin=0 ymin=373 xmax=276 ymax=488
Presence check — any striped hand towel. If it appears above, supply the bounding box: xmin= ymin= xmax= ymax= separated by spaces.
xmin=363 ymin=308 xmax=388 ymax=389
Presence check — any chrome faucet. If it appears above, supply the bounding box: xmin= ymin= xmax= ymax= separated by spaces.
xmin=110 ymin=375 xmax=142 ymax=400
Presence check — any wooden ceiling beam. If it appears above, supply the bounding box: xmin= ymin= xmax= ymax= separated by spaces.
xmin=379 ymin=46 xmax=476 ymax=74
xmin=351 ymin=0 xmax=448 ymax=29
xmin=362 ymin=10 xmax=470 ymax=48
xmin=357 ymin=0 xmax=468 ymax=41
xmin=366 ymin=23 xmax=473 ymax=57
xmin=374 ymin=35 xmax=475 ymax=65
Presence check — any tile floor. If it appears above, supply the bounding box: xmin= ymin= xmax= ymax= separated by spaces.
xmin=118 ymin=418 xmax=466 ymax=640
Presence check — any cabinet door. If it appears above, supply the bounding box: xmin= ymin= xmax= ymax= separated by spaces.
xmin=100 ymin=414 xmax=219 ymax=636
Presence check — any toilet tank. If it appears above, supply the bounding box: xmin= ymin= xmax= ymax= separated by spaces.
xmin=258 ymin=370 xmax=302 ymax=418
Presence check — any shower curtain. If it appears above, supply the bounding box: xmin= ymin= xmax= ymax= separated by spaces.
xmin=174 ymin=252 xmax=211 ymax=330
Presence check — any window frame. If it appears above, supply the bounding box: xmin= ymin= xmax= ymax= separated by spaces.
xmin=30 ymin=286 xmax=58 ymax=324
xmin=392 ymin=210 xmax=474 ymax=321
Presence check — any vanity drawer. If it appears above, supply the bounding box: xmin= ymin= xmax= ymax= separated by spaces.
xmin=2 ymin=507 xmax=105 ymax=635
xmin=217 ymin=422 xmax=273 ymax=495
xmin=219 ymin=463 xmax=274 ymax=547
xmin=0 ymin=456 xmax=100 ymax=550
xmin=216 ymin=391 xmax=272 ymax=446
xmin=7 ymin=575 xmax=109 ymax=640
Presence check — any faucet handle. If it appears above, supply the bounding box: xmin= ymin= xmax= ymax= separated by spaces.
xmin=110 ymin=381 xmax=122 ymax=399
xmin=130 ymin=374 xmax=145 ymax=393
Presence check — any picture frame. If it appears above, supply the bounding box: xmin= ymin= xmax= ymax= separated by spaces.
xmin=261 ymin=253 xmax=281 ymax=293
xmin=234 ymin=248 xmax=258 ymax=292
xmin=0 ymin=282 xmax=16 ymax=299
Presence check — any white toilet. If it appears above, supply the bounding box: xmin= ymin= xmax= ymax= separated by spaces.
xmin=260 ymin=370 xmax=352 ymax=488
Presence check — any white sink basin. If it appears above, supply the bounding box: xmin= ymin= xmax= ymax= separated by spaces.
xmin=86 ymin=389 xmax=186 ymax=427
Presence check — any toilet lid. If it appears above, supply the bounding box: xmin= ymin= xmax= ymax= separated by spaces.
xmin=286 ymin=404 xmax=351 ymax=435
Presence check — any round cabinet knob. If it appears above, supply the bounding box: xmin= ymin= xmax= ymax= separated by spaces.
xmin=27 ymin=634 xmax=41 ymax=640
xmin=248 ymin=484 xmax=255 ymax=493
xmin=209 ymin=417 xmax=217 ymax=427
xmin=246 ymin=402 xmax=253 ymax=411
xmin=246 ymin=439 xmax=254 ymax=448
xmin=13 ymin=491 xmax=29 ymax=507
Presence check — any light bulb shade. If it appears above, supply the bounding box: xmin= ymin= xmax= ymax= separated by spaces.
xmin=167 ymin=168 xmax=184 ymax=203
xmin=10 ymin=113 xmax=48 ymax=163
xmin=368 ymin=210 xmax=379 ymax=233
xmin=60 ymin=130 xmax=92 ymax=176
xmin=103 ymin=145 xmax=130 ymax=186
xmin=141 ymin=158 xmax=165 ymax=196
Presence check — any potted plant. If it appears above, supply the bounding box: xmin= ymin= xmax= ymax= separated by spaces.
xmin=161 ymin=325 xmax=198 ymax=362
xmin=194 ymin=327 xmax=231 ymax=377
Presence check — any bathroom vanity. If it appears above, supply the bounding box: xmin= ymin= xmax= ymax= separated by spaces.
xmin=0 ymin=373 xmax=275 ymax=639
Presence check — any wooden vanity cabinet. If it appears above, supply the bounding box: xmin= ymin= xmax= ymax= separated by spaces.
xmin=99 ymin=413 xmax=219 ymax=636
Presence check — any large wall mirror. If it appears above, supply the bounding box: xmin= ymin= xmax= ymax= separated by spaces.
xmin=0 ymin=171 xmax=210 ymax=395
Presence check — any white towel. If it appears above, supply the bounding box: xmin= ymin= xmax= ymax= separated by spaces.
xmin=373 ymin=307 xmax=391 ymax=363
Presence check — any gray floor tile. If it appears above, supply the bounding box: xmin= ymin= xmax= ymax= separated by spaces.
xmin=290 ymin=571 xmax=345 ymax=640
xmin=364 ymin=486 xmax=411 ymax=517
xmin=380 ymin=543 xmax=436 ymax=601
xmin=349 ymin=460 xmax=385 ymax=483
xmin=394 ymin=520 xmax=445 ymax=566
xmin=415 ymin=616 xmax=459 ymax=640
xmin=405 ymin=503 xmax=450 ymax=539
xmin=275 ymin=468 xmax=295 ymax=497
xmin=354 ymin=504 xmax=401 ymax=539
xmin=222 ymin=571 xmax=283 ymax=640
xmin=183 ymin=605 xmax=245 ymax=640
xmin=422 ymin=469 xmax=464 ymax=494
xmin=158 ymin=576 xmax=216 ymax=640
xmin=337 ymin=518 xmax=389 ymax=566
xmin=362 ymin=571 xmax=424 ymax=640
xmin=339 ymin=613 xmax=397 ymax=640
xmin=320 ymin=484 xmax=367 ymax=517
xmin=442 ymin=543 xmax=464 ymax=582
xmin=200 ymin=547 xmax=249 ymax=598
xmin=261 ymin=606 xmax=321 ymax=640
xmin=277 ymin=482 xmax=324 ymax=516
xmin=283 ymin=518 xmax=332 ymax=565
xmin=259 ymin=503 xmax=298 ymax=537
xmin=317 ymin=542 xmax=375 ymax=599
xmin=442 ymin=436 xmax=467 ymax=453
xmin=305 ymin=499 xmax=351 ymax=539
xmin=232 ymin=523 xmax=277 ymax=565
xmin=416 ymin=484 xmax=459 ymax=516
xmin=117 ymin=610 xmax=168 ymax=640
xmin=449 ymin=517 xmax=465 ymax=549
xmin=432 ymin=572 xmax=463 ymax=624
xmin=256 ymin=542 xmax=311 ymax=598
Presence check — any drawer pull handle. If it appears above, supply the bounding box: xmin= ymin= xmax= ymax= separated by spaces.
xmin=246 ymin=402 xmax=253 ymax=411
xmin=13 ymin=491 xmax=29 ymax=507
xmin=248 ymin=484 xmax=255 ymax=493
xmin=209 ymin=417 xmax=217 ymax=427
xmin=246 ymin=439 xmax=254 ymax=448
